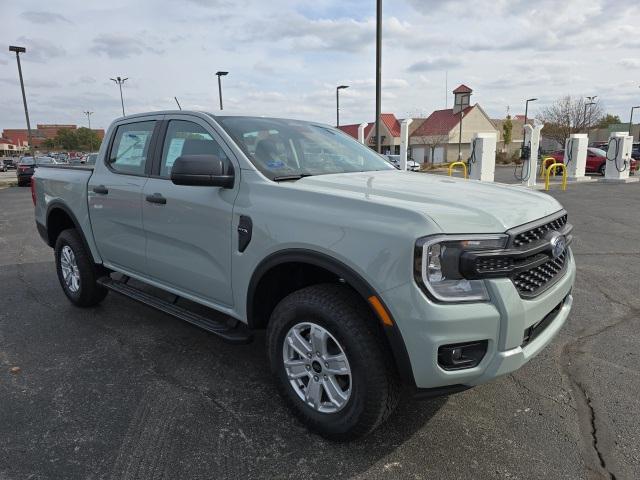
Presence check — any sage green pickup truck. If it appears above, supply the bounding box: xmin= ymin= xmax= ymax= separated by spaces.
xmin=33 ymin=111 xmax=575 ymax=439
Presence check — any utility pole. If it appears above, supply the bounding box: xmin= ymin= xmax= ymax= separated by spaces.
xmin=9 ymin=45 xmax=33 ymax=154
xmin=584 ymin=96 xmax=597 ymax=130
xmin=336 ymin=85 xmax=349 ymax=127
xmin=215 ymin=71 xmax=228 ymax=111
xmin=83 ymin=111 xmax=94 ymax=151
xmin=630 ymin=106 xmax=640 ymax=137
xmin=110 ymin=76 xmax=128 ymax=116
xmin=375 ymin=0 xmax=382 ymax=153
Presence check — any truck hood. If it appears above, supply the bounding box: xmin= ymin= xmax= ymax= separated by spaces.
xmin=295 ymin=170 xmax=563 ymax=233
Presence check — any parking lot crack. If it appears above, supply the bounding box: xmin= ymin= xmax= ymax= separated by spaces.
xmin=509 ymin=373 xmax=576 ymax=411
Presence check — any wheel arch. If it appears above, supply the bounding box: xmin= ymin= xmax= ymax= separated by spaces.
xmin=45 ymin=201 xmax=97 ymax=264
xmin=247 ymin=249 xmax=415 ymax=385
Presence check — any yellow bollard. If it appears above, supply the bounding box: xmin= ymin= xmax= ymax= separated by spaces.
xmin=540 ymin=157 xmax=557 ymax=176
xmin=545 ymin=163 xmax=567 ymax=191
xmin=448 ymin=161 xmax=467 ymax=179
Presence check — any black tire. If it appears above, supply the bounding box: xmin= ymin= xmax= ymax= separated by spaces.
xmin=267 ymin=284 xmax=401 ymax=440
xmin=54 ymin=229 xmax=108 ymax=307
xmin=598 ymin=163 xmax=606 ymax=176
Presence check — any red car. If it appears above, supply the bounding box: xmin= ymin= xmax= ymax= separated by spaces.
xmin=547 ymin=147 xmax=636 ymax=175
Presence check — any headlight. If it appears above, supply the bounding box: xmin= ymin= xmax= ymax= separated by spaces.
xmin=415 ymin=235 xmax=508 ymax=302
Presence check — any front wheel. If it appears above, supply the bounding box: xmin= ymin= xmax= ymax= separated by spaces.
xmin=267 ymin=284 xmax=401 ymax=440
xmin=54 ymin=229 xmax=108 ymax=307
xmin=599 ymin=163 xmax=606 ymax=176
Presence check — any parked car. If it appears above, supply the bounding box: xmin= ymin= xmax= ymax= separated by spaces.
xmin=17 ymin=156 xmax=54 ymax=186
xmin=0 ymin=159 xmax=7 ymax=172
xmin=385 ymin=154 xmax=421 ymax=171
xmin=547 ymin=147 xmax=637 ymax=175
xmin=33 ymin=111 xmax=576 ymax=439
xmin=1 ymin=157 xmax=16 ymax=171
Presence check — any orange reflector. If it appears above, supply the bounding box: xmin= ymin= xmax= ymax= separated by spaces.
xmin=368 ymin=296 xmax=394 ymax=327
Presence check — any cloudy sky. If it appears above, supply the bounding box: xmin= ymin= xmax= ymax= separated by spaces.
xmin=2 ymin=0 xmax=639 ymax=132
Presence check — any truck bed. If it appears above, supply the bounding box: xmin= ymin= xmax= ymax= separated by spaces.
xmin=33 ymin=165 xmax=99 ymax=260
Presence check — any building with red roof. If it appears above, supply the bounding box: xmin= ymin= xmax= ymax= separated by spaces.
xmin=338 ymin=113 xmax=406 ymax=155
xmin=409 ymin=85 xmax=497 ymax=164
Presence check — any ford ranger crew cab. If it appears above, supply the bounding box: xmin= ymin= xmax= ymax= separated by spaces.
xmin=33 ymin=111 xmax=575 ymax=440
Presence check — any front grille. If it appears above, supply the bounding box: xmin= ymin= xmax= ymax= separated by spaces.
xmin=521 ymin=298 xmax=565 ymax=347
xmin=512 ymin=251 xmax=567 ymax=296
xmin=475 ymin=256 xmax=514 ymax=274
xmin=512 ymin=214 xmax=568 ymax=247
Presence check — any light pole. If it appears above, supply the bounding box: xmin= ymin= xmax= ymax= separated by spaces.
xmin=375 ymin=0 xmax=382 ymax=153
xmin=9 ymin=45 xmax=33 ymax=154
xmin=84 ymin=111 xmax=94 ymax=151
xmin=336 ymin=85 xmax=349 ymax=127
xmin=584 ymin=96 xmax=597 ymax=129
xmin=215 ymin=71 xmax=228 ymax=111
xmin=630 ymin=106 xmax=640 ymax=138
xmin=110 ymin=76 xmax=128 ymax=116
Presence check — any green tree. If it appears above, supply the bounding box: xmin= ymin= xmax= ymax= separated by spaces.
xmin=75 ymin=127 xmax=101 ymax=151
xmin=502 ymin=115 xmax=513 ymax=152
xmin=55 ymin=129 xmax=79 ymax=150
xmin=595 ymin=114 xmax=621 ymax=128
xmin=42 ymin=138 xmax=56 ymax=149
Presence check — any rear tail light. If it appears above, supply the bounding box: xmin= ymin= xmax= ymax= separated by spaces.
xmin=30 ymin=176 xmax=36 ymax=205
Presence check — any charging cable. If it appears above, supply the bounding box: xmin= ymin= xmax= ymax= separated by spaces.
xmin=606 ymin=137 xmax=627 ymax=173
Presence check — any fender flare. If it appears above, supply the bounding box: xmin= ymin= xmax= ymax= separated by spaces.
xmin=247 ymin=248 xmax=416 ymax=385
xmin=44 ymin=200 xmax=98 ymax=264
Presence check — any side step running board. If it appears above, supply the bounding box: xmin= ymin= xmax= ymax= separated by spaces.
xmin=97 ymin=276 xmax=253 ymax=344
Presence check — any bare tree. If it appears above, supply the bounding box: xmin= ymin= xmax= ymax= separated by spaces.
xmin=413 ymin=133 xmax=450 ymax=163
xmin=536 ymin=95 xmax=604 ymax=146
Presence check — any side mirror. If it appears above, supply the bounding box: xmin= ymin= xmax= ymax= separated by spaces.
xmin=170 ymin=154 xmax=234 ymax=188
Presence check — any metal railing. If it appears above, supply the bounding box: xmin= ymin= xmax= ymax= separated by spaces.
xmin=448 ymin=161 xmax=467 ymax=179
xmin=544 ymin=162 xmax=567 ymax=191
xmin=540 ymin=157 xmax=557 ymax=176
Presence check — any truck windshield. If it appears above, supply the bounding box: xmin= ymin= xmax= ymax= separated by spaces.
xmin=216 ymin=116 xmax=394 ymax=180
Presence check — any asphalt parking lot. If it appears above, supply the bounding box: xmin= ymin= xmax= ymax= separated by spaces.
xmin=1 ymin=179 xmax=639 ymax=480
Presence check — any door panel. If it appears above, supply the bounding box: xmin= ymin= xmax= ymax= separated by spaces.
xmin=88 ymin=120 xmax=157 ymax=274
xmin=142 ymin=118 xmax=237 ymax=306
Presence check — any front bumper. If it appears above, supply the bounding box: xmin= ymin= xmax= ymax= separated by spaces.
xmin=381 ymin=249 xmax=576 ymax=389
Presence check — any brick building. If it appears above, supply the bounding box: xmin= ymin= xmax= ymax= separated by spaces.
xmin=2 ymin=124 xmax=105 ymax=148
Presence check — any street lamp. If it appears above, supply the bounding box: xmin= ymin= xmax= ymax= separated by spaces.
xmin=336 ymin=85 xmax=349 ymax=127
xmin=84 ymin=111 xmax=94 ymax=151
xmin=9 ymin=45 xmax=33 ymax=153
xmin=375 ymin=0 xmax=382 ymax=153
xmin=215 ymin=71 xmax=228 ymax=111
xmin=110 ymin=76 xmax=128 ymax=116
xmin=584 ymin=96 xmax=597 ymax=129
xmin=630 ymin=106 xmax=640 ymax=137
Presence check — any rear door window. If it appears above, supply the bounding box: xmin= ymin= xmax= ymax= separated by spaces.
xmin=108 ymin=121 xmax=156 ymax=175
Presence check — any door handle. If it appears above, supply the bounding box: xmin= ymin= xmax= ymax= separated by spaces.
xmin=93 ymin=185 xmax=109 ymax=195
xmin=145 ymin=193 xmax=167 ymax=205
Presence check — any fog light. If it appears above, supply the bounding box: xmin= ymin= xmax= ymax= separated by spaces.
xmin=438 ymin=341 xmax=488 ymax=371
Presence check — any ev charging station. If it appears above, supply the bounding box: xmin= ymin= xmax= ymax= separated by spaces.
xmin=399 ymin=118 xmax=413 ymax=171
xmin=519 ymin=124 xmax=543 ymax=188
xmin=468 ymin=132 xmax=497 ymax=182
xmin=602 ymin=132 xmax=638 ymax=183
xmin=564 ymin=134 xmax=592 ymax=182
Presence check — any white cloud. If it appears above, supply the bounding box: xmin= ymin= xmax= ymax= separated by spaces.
xmin=1 ymin=0 xmax=639 ymax=132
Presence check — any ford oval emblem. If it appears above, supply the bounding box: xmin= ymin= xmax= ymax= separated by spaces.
xmin=548 ymin=232 xmax=566 ymax=259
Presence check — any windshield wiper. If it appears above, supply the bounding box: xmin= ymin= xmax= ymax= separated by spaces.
xmin=273 ymin=173 xmax=313 ymax=181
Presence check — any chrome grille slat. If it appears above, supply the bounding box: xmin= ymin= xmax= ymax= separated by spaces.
xmin=510 ymin=213 xmax=569 ymax=297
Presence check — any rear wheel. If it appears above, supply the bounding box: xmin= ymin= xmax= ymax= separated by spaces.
xmin=598 ymin=163 xmax=606 ymax=176
xmin=266 ymin=284 xmax=401 ymax=440
xmin=54 ymin=229 xmax=108 ymax=307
